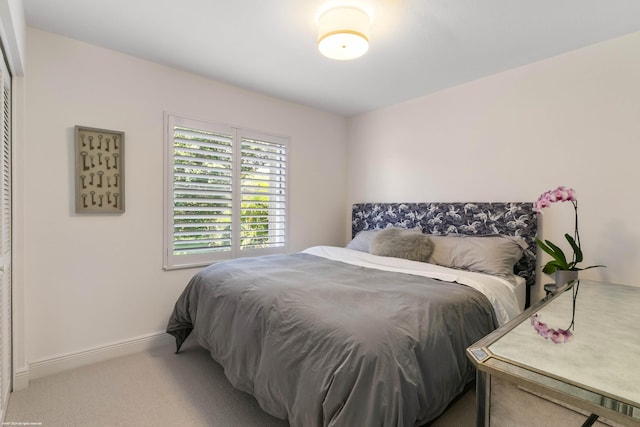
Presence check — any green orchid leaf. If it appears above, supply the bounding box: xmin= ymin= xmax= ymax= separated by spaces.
xmin=543 ymin=239 xmax=569 ymax=267
xmin=536 ymin=238 xmax=571 ymax=270
xmin=542 ymin=260 xmax=566 ymax=274
xmin=579 ymin=264 xmax=606 ymax=270
xmin=536 ymin=239 xmax=552 ymax=256
xmin=536 ymin=238 xmax=563 ymax=260
xmin=565 ymin=234 xmax=583 ymax=263
xmin=535 ymin=238 xmax=554 ymax=256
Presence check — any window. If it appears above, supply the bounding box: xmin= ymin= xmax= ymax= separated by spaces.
xmin=164 ymin=114 xmax=288 ymax=269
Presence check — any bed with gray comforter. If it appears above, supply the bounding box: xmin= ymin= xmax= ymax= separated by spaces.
xmin=166 ymin=252 xmax=498 ymax=426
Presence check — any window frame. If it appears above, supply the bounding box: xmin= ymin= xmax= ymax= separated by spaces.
xmin=163 ymin=113 xmax=289 ymax=270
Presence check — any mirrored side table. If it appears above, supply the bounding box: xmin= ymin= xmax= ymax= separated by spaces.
xmin=467 ymin=280 xmax=640 ymax=427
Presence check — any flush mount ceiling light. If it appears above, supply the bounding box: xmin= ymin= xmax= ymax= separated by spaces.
xmin=317 ymin=6 xmax=370 ymax=60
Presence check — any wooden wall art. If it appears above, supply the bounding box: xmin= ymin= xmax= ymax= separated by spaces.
xmin=74 ymin=126 xmax=125 ymax=213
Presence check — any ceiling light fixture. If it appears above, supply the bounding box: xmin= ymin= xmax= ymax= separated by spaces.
xmin=317 ymin=6 xmax=370 ymax=60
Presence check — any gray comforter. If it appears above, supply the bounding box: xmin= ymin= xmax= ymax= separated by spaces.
xmin=167 ymin=253 xmax=497 ymax=426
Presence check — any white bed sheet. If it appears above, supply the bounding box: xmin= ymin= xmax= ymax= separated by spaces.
xmin=512 ymin=275 xmax=526 ymax=311
xmin=303 ymin=246 xmax=522 ymax=326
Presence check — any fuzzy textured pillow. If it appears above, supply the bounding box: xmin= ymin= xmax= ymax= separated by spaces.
xmin=346 ymin=227 xmax=422 ymax=253
xmin=370 ymin=228 xmax=434 ymax=262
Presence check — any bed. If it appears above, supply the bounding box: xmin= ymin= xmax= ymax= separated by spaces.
xmin=167 ymin=202 xmax=537 ymax=426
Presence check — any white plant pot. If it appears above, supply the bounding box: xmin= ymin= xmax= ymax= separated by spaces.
xmin=555 ymin=270 xmax=579 ymax=287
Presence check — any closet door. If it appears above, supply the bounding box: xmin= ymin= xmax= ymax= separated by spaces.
xmin=0 ymin=55 xmax=11 ymax=421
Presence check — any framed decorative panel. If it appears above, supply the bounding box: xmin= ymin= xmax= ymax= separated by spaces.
xmin=74 ymin=126 xmax=125 ymax=213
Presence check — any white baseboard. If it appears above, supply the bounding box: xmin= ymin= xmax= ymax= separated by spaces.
xmin=13 ymin=367 xmax=29 ymax=391
xmin=24 ymin=331 xmax=174 ymax=384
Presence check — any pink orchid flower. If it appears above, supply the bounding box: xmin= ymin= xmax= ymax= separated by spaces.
xmin=530 ymin=314 xmax=573 ymax=344
xmin=533 ymin=186 xmax=576 ymax=213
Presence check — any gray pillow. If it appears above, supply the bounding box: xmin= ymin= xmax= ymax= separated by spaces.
xmin=346 ymin=230 xmax=379 ymax=252
xmin=346 ymin=227 xmax=422 ymax=253
xmin=370 ymin=228 xmax=434 ymax=262
xmin=427 ymin=234 xmax=527 ymax=276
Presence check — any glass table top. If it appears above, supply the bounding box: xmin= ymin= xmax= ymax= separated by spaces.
xmin=468 ymin=280 xmax=640 ymax=423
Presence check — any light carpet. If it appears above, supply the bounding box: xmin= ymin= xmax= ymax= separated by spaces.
xmin=6 ymin=337 xmax=474 ymax=426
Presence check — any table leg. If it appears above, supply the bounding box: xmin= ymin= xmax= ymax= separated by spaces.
xmin=476 ymin=370 xmax=490 ymax=427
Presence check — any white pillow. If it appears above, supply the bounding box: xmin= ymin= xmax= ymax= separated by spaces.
xmin=346 ymin=230 xmax=379 ymax=252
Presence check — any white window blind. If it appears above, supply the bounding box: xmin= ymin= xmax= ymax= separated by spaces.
xmin=172 ymin=126 xmax=233 ymax=256
xmin=0 ymin=55 xmax=10 ymax=422
xmin=164 ymin=114 xmax=289 ymax=269
xmin=1 ymin=84 xmax=9 ymax=254
xmin=240 ymin=135 xmax=287 ymax=251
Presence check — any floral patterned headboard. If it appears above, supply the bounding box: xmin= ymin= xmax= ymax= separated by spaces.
xmin=352 ymin=202 xmax=538 ymax=299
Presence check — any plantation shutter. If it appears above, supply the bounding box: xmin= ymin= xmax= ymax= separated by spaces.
xmin=239 ymin=134 xmax=287 ymax=253
xmin=0 ymin=56 xmax=10 ymax=421
xmin=164 ymin=114 xmax=289 ymax=269
xmin=1 ymin=84 xmax=9 ymax=255
xmin=167 ymin=116 xmax=235 ymax=267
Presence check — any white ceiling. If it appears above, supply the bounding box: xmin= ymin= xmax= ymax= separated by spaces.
xmin=23 ymin=0 xmax=640 ymax=116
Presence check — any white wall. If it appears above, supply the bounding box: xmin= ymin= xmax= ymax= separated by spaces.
xmin=348 ymin=31 xmax=640 ymax=300
xmin=23 ymin=28 xmax=348 ymax=366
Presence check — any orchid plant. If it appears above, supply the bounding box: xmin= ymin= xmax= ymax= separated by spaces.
xmin=533 ymin=186 xmax=604 ymax=274
xmin=531 ymin=186 xmax=606 ymax=343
